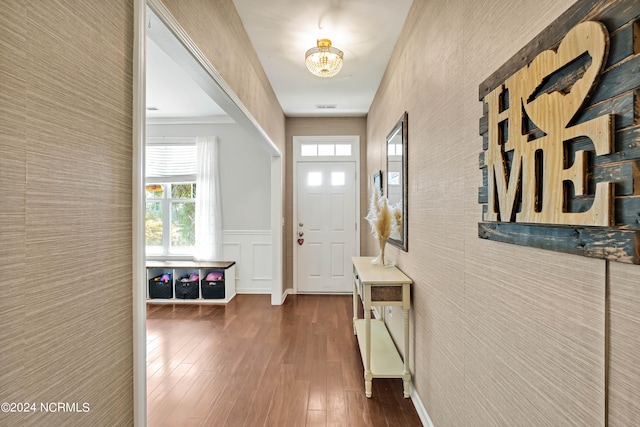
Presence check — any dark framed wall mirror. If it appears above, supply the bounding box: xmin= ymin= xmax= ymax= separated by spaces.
xmin=386 ymin=112 xmax=408 ymax=251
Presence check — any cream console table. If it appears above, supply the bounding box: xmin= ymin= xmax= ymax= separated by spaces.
xmin=352 ymin=256 xmax=412 ymax=398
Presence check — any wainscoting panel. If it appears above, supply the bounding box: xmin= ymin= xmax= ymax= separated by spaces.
xmin=223 ymin=230 xmax=272 ymax=294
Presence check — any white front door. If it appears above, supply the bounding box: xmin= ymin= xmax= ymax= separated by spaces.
xmin=296 ymin=161 xmax=357 ymax=293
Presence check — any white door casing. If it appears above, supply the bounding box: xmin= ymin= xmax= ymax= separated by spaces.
xmin=293 ymin=136 xmax=360 ymax=294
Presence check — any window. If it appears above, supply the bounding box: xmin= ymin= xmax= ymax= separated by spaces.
xmin=331 ymin=171 xmax=345 ymax=186
xmin=388 ymin=143 xmax=402 ymax=156
xmin=318 ymin=144 xmax=334 ymax=156
xmin=307 ymin=171 xmax=322 ymax=186
xmin=388 ymin=172 xmax=401 ymax=186
xmin=300 ymin=143 xmax=352 ymax=157
xmin=145 ymin=141 xmax=197 ymax=256
xmin=305 ymin=171 xmax=346 ymax=187
xmin=146 ymin=183 xmax=196 ymax=255
xmin=335 ymin=144 xmax=351 ymax=156
xmin=300 ymin=144 xmax=318 ymax=157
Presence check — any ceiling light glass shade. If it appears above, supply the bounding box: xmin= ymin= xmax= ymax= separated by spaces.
xmin=305 ymin=38 xmax=343 ymax=78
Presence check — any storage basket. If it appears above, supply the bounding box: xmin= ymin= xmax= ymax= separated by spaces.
xmin=175 ymin=275 xmax=199 ymax=299
xmin=201 ymin=279 xmax=225 ymax=299
xmin=149 ymin=274 xmax=172 ymax=299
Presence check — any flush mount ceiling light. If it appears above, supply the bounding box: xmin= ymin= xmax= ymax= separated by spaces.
xmin=305 ymin=38 xmax=343 ymax=78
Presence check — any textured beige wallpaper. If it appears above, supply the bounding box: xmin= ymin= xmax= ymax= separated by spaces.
xmin=0 ymin=1 xmax=134 ymax=426
xmin=365 ymin=0 xmax=640 ymax=424
xmin=285 ymin=117 xmax=367 ymax=290
xmin=0 ymin=2 xmax=28 ymax=420
xmin=608 ymin=262 xmax=640 ymax=426
xmin=159 ymin=0 xmax=286 ymax=153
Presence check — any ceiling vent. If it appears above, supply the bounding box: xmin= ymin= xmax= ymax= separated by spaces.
xmin=315 ymin=104 xmax=337 ymax=109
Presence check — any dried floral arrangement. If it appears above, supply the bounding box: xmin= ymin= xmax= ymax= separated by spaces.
xmin=365 ymin=185 xmax=397 ymax=266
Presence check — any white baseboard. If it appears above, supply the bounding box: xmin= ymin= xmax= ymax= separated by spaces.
xmin=411 ymin=385 xmax=435 ymax=427
xmin=280 ymin=288 xmax=293 ymax=304
xmin=236 ymin=288 xmax=272 ymax=294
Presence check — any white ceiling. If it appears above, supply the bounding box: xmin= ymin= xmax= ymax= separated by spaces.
xmin=232 ymin=0 xmax=413 ymax=117
xmin=146 ymin=0 xmax=413 ymax=119
xmin=146 ymin=37 xmax=228 ymax=120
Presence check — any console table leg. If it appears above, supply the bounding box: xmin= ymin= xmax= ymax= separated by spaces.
xmin=403 ymin=373 xmax=411 ymax=398
xmin=353 ymin=277 xmax=358 ymax=335
xmin=352 ymin=300 xmax=357 ymax=335
xmin=403 ymin=306 xmax=411 ymax=398
xmin=364 ymin=292 xmax=372 ymax=398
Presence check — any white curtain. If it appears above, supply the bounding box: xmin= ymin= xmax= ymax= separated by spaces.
xmin=194 ymin=136 xmax=222 ymax=261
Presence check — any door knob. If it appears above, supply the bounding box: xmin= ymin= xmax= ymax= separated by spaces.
xmin=298 ymin=232 xmax=304 ymax=237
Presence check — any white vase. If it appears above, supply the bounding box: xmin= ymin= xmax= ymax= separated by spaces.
xmin=370 ymin=243 xmax=394 ymax=268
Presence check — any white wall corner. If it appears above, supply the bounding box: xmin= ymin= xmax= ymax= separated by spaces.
xmin=279 ymin=287 xmax=293 ymax=305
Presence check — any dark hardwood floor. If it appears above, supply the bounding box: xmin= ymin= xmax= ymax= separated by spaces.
xmin=146 ymin=294 xmax=422 ymax=426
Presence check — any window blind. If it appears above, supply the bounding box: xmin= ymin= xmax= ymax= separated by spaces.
xmin=146 ymin=144 xmax=197 ymax=178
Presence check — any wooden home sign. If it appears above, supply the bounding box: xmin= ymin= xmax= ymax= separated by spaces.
xmin=478 ymin=0 xmax=640 ymax=263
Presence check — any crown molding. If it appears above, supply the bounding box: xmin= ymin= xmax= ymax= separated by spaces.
xmin=146 ymin=115 xmax=235 ymax=125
